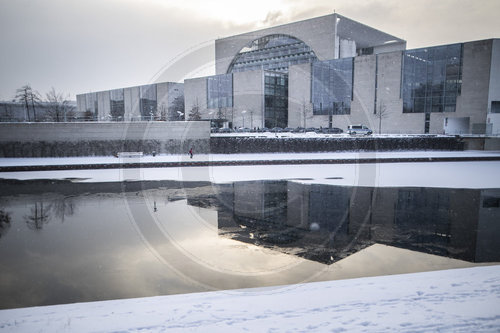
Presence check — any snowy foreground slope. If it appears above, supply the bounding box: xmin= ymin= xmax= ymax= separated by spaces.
xmin=0 ymin=265 xmax=499 ymax=332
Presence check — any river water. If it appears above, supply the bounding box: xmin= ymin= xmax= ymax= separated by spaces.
xmin=0 ymin=179 xmax=498 ymax=309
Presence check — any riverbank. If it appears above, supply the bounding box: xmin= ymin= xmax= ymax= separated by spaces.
xmin=0 ymin=265 xmax=498 ymax=332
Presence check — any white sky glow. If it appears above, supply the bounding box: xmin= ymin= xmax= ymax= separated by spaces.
xmin=0 ymin=0 xmax=498 ymax=101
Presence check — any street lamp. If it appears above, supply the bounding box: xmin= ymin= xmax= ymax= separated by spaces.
xmin=242 ymin=110 xmax=247 ymax=128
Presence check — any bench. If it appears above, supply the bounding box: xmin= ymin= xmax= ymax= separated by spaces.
xmin=117 ymin=152 xmax=143 ymax=158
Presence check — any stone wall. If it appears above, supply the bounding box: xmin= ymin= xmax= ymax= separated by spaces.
xmin=0 ymin=121 xmax=210 ymax=157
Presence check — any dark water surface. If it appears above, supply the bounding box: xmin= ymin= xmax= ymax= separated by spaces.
xmin=0 ymin=179 xmax=498 ymax=309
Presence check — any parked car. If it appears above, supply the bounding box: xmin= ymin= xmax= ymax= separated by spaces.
xmin=304 ymin=127 xmax=317 ymax=133
xmin=292 ymin=127 xmax=305 ymax=133
xmin=317 ymin=127 xmax=343 ymax=134
xmin=347 ymin=124 xmax=372 ymax=135
xmin=218 ymin=127 xmax=233 ymax=133
xmin=282 ymin=127 xmax=294 ymax=132
xmin=236 ymin=127 xmax=252 ymax=132
xmin=270 ymin=127 xmax=283 ymax=133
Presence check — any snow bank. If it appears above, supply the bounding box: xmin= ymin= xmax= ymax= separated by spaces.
xmin=1 ymin=265 xmax=498 ymax=332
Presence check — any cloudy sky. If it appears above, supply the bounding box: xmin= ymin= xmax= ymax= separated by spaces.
xmin=0 ymin=0 xmax=498 ymax=101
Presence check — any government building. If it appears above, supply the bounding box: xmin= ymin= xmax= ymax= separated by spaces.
xmin=76 ymin=13 xmax=500 ymax=135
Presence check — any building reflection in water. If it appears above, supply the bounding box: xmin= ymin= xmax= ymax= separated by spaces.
xmin=188 ymin=181 xmax=500 ymax=264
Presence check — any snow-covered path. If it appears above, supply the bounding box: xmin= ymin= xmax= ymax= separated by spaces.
xmin=0 ymin=265 xmax=499 ymax=332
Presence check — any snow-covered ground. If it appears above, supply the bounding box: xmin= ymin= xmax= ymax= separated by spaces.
xmin=0 ymin=265 xmax=498 ymax=332
xmin=1 ymin=151 xmax=500 ymax=189
xmin=1 ymin=150 xmax=499 ymax=166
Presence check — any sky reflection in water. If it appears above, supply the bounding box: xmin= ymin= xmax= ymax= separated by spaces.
xmin=0 ymin=179 xmax=498 ymax=309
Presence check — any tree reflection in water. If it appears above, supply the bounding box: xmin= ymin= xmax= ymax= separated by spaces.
xmin=25 ymin=202 xmax=51 ymax=230
xmin=0 ymin=209 xmax=11 ymax=238
xmin=24 ymin=196 xmax=77 ymax=230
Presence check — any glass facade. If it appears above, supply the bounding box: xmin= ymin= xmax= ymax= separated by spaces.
xmin=228 ymin=35 xmax=317 ymax=74
xmin=311 ymin=58 xmax=353 ymax=115
xmin=84 ymin=93 xmax=98 ymax=120
xmin=109 ymin=88 xmax=124 ymax=121
xmin=265 ymin=71 xmax=288 ymax=128
xmin=207 ymin=74 xmax=233 ymax=109
xmin=140 ymin=84 xmax=157 ymax=120
xmin=402 ymin=43 xmax=463 ymax=114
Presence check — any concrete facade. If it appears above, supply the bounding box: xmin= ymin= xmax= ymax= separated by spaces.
xmin=184 ymin=76 xmax=208 ymax=120
xmin=288 ymin=63 xmax=312 ymax=128
xmin=233 ymin=70 xmax=264 ymax=129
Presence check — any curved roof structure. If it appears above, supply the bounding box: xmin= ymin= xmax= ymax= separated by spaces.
xmin=227 ymin=34 xmax=317 ymax=74
xmin=215 ymin=13 xmax=406 ymax=75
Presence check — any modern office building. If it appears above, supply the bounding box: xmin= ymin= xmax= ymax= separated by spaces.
xmin=77 ymin=13 xmax=500 ymax=134
xmin=77 ymin=82 xmax=184 ymax=122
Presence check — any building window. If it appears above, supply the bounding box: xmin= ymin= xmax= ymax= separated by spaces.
xmin=265 ymin=71 xmax=288 ymax=128
xmin=228 ymin=34 xmax=317 ymax=74
xmin=483 ymin=196 xmax=500 ymax=208
xmin=402 ymin=43 xmax=463 ymax=114
xmin=207 ymin=74 xmax=233 ymax=109
xmin=311 ymin=58 xmax=353 ymax=115
xmin=491 ymin=101 xmax=500 ymax=114
xmin=140 ymin=84 xmax=157 ymax=120
xmin=110 ymin=89 xmax=124 ymax=121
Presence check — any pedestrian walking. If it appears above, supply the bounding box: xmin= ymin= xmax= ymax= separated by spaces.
xmin=189 ymin=147 xmax=193 ymax=159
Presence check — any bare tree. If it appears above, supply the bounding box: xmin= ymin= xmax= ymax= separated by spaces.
xmin=29 ymin=89 xmax=42 ymax=121
xmin=51 ymin=197 xmax=75 ymax=223
xmin=15 ymin=84 xmax=41 ymax=121
xmin=25 ymin=202 xmax=51 ymax=230
xmin=216 ymin=107 xmax=226 ymax=121
xmin=375 ymin=102 xmax=390 ymax=134
xmin=158 ymin=103 xmax=167 ymax=121
xmin=169 ymin=96 xmax=185 ymax=121
xmin=46 ymin=87 xmax=74 ymax=122
xmin=300 ymin=100 xmax=312 ymax=128
xmin=83 ymin=109 xmax=94 ymax=121
xmin=0 ymin=209 xmax=11 ymax=239
xmin=188 ymin=98 xmax=202 ymax=121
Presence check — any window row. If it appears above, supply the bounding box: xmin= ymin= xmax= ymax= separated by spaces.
xmin=207 ymin=74 xmax=233 ymax=109
xmin=402 ymin=43 xmax=463 ymax=113
xmin=311 ymin=58 xmax=353 ymax=115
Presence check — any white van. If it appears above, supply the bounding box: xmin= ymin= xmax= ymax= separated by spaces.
xmin=347 ymin=124 xmax=372 ymax=135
